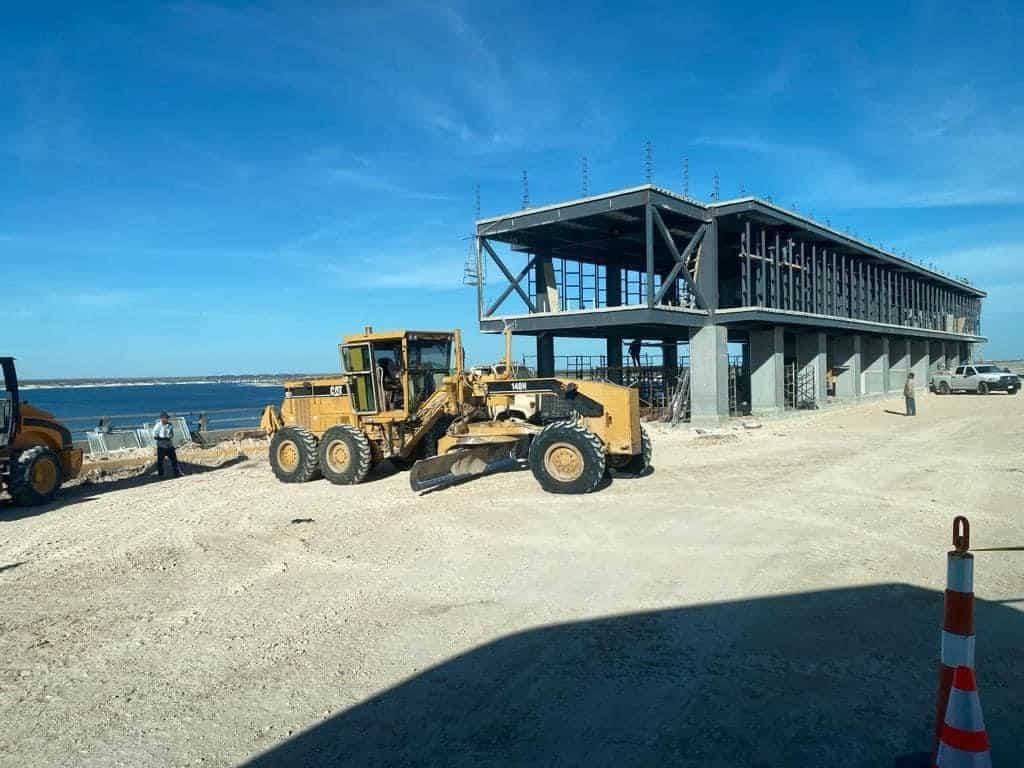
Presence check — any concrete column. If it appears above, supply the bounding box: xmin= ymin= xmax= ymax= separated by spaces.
xmin=689 ymin=324 xmax=729 ymax=427
xmin=929 ymin=341 xmax=947 ymax=376
xmin=948 ymin=342 xmax=961 ymax=371
xmin=535 ymin=256 xmax=558 ymax=312
xmin=536 ymin=334 xmax=554 ymax=377
xmin=696 ymin=219 xmax=719 ymax=310
xmin=606 ymin=267 xmax=622 ymax=308
xmin=911 ymin=339 xmax=929 ymax=389
xmin=662 ymin=341 xmax=679 ymax=379
xmin=606 ymin=336 xmax=622 ymax=384
xmin=862 ymin=336 xmax=889 ymax=395
xmin=749 ymin=327 xmax=785 ymax=414
xmin=881 ymin=337 xmax=891 ymax=393
xmin=889 ymin=337 xmax=911 ymax=394
xmin=834 ymin=334 xmax=862 ymax=399
xmin=796 ymin=331 xmax=828 ymax=407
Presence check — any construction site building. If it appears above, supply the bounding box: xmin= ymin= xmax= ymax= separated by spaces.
xmin=473 ymin=185 xmax=986 ymax=426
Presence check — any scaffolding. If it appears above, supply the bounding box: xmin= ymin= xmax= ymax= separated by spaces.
xmin=783 ymin=363 xmax=818 ymax=410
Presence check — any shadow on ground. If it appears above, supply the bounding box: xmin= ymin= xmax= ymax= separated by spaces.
xmin=0 ymin=456 xmax=248 ymax=520
xmin=241 ymin=584 xmax=1022 ymax=768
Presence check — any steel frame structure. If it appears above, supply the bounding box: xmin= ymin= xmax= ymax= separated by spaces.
xmin=474 ymin=185 xmax=986 ymax=345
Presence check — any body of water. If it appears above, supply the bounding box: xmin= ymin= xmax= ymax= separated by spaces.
xmin=21 ymin=383 xmax=285 ymax=439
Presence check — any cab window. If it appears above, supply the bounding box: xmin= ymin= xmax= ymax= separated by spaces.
xmin=964 ymin=367 xmax=976 ymax=377
xmin=340 ymin=344 xmax=378 ymax=413
xmin=407 ymin=338 xmax=452 ymax=411
xmin=954 ymin=366 xmax=965 ymax=375
xmin=372 ymin=341 xmax=404 ymax=411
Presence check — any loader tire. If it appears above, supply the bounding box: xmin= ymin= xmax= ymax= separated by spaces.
xmin=607 ymin=426 xmax=652 ymax=477
xmin=318 ymin=425 xmax=372 ymax=485
xmin=269 ymin=427 xmax=320 ymax=483
xmin=9 ymin=446 xmax=64 ymax=506
xmin=529 ymin=421 xmax=605 ymax=494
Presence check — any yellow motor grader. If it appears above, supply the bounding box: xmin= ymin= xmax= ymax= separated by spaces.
xmin=1 ymin=357 xmax=83 ymax=505
xmin=260 ymin=328 xmax=651 ymax=494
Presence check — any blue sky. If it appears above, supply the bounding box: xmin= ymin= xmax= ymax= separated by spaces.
xmin=3 ymin=1 xmax=1023 ymax=378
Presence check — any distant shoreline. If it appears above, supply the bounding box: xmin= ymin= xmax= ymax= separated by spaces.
xmin=20 ymin=375 xmax=332 ymax=390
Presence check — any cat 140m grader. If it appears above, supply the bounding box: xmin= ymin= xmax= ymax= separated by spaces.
xmin=1 ymin=357 xmax=83 ymax=505
xmin=260 ymin=328 xmax=651 ymax=494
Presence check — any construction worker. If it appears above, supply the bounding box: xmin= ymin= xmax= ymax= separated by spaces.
xmin=152 ymin=412 xmax=183 ymax=478
xmin=904 ymin=372 xmax=917 ymax=416
xmin=628 ymin=338 xmax=642 ymax=369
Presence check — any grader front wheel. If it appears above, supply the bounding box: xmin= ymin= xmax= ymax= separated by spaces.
xmin=528 ymin=421 xmax=605 ymax=494
xmin=318 ymin=425 xmax=372 ymax=485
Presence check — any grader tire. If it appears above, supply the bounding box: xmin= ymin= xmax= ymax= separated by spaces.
xmin=9 ymin=446 xmax=64 ymax=506
xmin=528 ymin=421 xmax=605 ymax=494
xmin=607 ymin=426 xmax=653 ymax=478
xmin=269 ymin=427 xmax=320 ymax=483
xmin=318 ymin=425 xmax=372 ymax=485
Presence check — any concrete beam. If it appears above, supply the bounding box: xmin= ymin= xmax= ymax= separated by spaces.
xmin=689 ymin=324 xmax=729 ymax=427
xmin=749 ymin=327 xmax=785 ymax=414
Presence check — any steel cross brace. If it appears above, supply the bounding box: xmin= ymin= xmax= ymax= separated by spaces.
xmin=651 ymin=208 xmax=707 ymax=309
xmin=481 ymin=239 xmax=537 ymax=315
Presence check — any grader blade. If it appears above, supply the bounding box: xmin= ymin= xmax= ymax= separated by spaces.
xmin=409 ymin=443 xmax=519 ymax=492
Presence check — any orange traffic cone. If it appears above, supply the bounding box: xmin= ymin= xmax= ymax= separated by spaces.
xmin=934 ymin=666 xmax=991 ymax=767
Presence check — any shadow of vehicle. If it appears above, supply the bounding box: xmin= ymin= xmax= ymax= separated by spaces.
xmin=0 ymin=456 xmax=248 ymax=521
xmin=240 ymin=584 xmax=1022 ymax=767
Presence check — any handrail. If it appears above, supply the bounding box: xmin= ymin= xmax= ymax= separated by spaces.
xmin=59 ymin=406 xmax=262 ymax=422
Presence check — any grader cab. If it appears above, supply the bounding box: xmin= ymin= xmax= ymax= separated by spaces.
xmin=261 ymin=328 xmax=651 ymax=494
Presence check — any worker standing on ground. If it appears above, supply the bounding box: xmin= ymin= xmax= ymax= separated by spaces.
xmin=153 ymin=412 xmax=183 ymax=478
xmin=904 ymin=372 xmax=917 ymax=416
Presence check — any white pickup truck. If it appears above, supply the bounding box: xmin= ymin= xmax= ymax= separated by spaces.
xmin=930 ymin=364 xmax=1020 ymax=395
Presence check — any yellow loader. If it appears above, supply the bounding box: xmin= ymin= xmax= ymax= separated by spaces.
xmin=261 ymin=328 xmax=651 ymax=494
xmin=1 ymin=357 xmax=83 ymax=505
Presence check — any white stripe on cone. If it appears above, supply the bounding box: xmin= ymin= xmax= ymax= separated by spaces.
xmin=943 ymin=688 xmax=986 ymax=733
xmin=947 ymin=555 xmax=973 ymax=593
xmin=935 ymin=743 xmax=992 ymax=767
xmin=940 ymin=631 xmax=976 ymax=668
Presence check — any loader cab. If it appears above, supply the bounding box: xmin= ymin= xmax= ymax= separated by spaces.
xmin=339 ymin=331 xmax=455 ymax=417
xmin=1 ymin=357 xmax=19 ymax=449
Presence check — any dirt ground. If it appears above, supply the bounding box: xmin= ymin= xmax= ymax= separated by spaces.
xmin=1 ymin=392 xmax=1022 ymax=767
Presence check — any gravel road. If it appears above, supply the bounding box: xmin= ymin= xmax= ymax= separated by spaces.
xmin=2 ymin=392 xmax=1021 ymax=766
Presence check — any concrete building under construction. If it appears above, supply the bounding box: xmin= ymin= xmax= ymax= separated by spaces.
xmin=473 ymin=185 xmax=986 ymax=426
